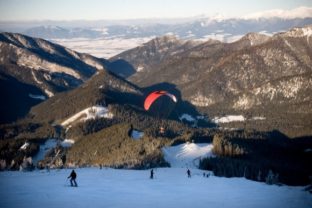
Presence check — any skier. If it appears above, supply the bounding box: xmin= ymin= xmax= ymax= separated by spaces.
xmin=187 ymin=169 xmax=191 ymax=178
xmin=150 ymin=169 xmax=154 ymax=179
xmin=68 ymin=169 xmax=78 ymax=187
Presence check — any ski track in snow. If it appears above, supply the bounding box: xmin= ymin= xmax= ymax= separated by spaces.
xmin=0 ymin=168 xmax=311 ymax=208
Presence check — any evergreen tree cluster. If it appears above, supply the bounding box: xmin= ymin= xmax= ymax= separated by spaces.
xmin=200 ymin=132 xmax=312 ymax=186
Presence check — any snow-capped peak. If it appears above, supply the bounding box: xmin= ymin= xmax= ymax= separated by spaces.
xmin=240 ymin=32 xmax=271 ymax=46
xmin=243 ymin=6 xmax=312 ymax=20
xmin=279 ymin=25 xmax=312 ymax=38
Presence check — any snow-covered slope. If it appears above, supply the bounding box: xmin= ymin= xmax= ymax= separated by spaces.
xmin=61 ymin=105 xmax=113 ymax=126
xmin=212 ymin=115 xmax=246 ymax=123
xmin=131 ymin=130 xmax=144 ymax=140
xmin=32 ymin=139 xmax=58 ymax=164
xmin=0 ymin=168 xmax=311 ymax=208
xmin=162 ymin=143 xmax=214 ymax=168
xmin=31 ymin=139 xmax=75 ymax=165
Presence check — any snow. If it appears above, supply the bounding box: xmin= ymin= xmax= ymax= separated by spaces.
xmin=243 ymin=6 xmax=312 ymax=20
xmin=302 ymin=27 xmax=312 ymax=44
xmin=202 ymin=33 xmax=231 ymax=42
xmin=32 ymin=139 xmax=58 ymax=165
xmin=24 ymin=58 xmax=81 ymax=80
xmin=131 ymin=130 xmax=144 ymax=140
xmin=60 ymin=139 xmax=75 ymax=148
xmin=259 ymin=30 xmax=274 ymax=36
xmin=162 ymin=143 xmax=214 ymax=168
xmin=212 ymin=115 xmax=246 ymax=123
xmin=190 ymin=92 xmax=215 ymax=107
xmin=20 ymin=142 xmax=30 ymax=150
xmin=302 ymin=27 xmax=312 ymax=37
xmin=226 ymin=34 xmax=244 ymax=43
xmin=31 ymin=70 xmax=43 ymax=84
xmin=137 ymin=65 xmax=144 ymax=72
xmin=179 ymin=114 xmax=196 ymax=122
xmin=44 ymin=89 xmax=54 ymax=97
xmin=284 ymin=39 xmax=293 ymax=49
xmin=196 ymin=115 xmax=206 ymax=120
xmin=51 ymin=37 xmax=154 ymax=58
xmin=234 ymin=95 xmax=252 ymax=109
xmin=252 ymin=117 xmax=266 ymax=121
xmin=0 ymin=167 xmax=311 ymax=208
xmin=29 ymin=94 xmax=46 ymax=100
xmin=92 ymin=27 xmax=109 ymax=35
xmin=43 ymin=73 xmax=52 ymax=81
xmin=61 ymin=105 xmax=113 ymax=126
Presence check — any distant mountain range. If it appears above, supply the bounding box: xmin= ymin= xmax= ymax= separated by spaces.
xmin=16 ymin=17 xmax=312 ymax=42
xmin=1 ymin=14 xmax=308 ymax=59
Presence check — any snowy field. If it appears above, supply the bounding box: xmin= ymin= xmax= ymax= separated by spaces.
xmin=51 ymin=37 xmax=154 ymax=58
xmin=0 ymin=167 xmax=311 ymax=208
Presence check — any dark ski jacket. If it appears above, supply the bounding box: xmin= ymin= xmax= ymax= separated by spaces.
xmin=68 ymin=170 xmax=77 ymax=179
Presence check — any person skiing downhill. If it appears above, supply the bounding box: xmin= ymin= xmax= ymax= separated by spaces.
xmin=68 ymin=170 xmax=78 ymax=187
xmin=150 ymin=169 xmax=154 ymax=179
xmin=187 ymin=169 xmax=191 ymax=178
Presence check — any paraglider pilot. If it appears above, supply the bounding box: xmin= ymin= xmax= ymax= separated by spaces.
xmin=68 ymin=170 xmax=78 ymax=187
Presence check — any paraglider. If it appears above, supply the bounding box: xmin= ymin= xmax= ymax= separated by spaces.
xmin=144 ymin=91 xmax=177 ymax=118
xmin=144 ymin=91 xmax=177 ymax=111
xmin=144 ymin=91 xmax=177 ymax=136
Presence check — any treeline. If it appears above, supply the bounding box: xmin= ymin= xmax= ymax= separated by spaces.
xmin=0 ymin=122 xmax=56 ymax=140
xmin=66 ymin=123 xmax=171 ymax=169
xmin=200 ymin=104 xmax=312 ymax=138
xmin=200 ymin=132 xmax=312 ymax=185
xmin=64 ymin=104 xmax=190 ymax=140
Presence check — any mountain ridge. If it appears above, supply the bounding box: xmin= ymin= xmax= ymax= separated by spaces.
xmin=0 ymin=32 xmax=111 ymax=123
xmin=120 ymin=25 xmax=312 ymax=137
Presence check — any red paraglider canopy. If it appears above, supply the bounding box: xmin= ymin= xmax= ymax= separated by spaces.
xmin=144 ymin=91 xmax=177 ymax=111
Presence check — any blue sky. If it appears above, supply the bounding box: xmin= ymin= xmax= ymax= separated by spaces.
xmin=0 ymin=0 xmax=311 ymax=21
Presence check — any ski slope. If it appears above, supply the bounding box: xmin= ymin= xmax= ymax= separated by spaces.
xmin=162 ymin=143 xmax=214 ymax=168
xmin=61 ymin=105 xmax=113 ymax=126
xmin=131 ymin=130 xmax=144 ymax=140
xmin=0 ymin=168 xmax=311 ymax=208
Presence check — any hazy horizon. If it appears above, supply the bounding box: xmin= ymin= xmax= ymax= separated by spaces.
xmin=0 ymin=0 xmax=312 ymax=21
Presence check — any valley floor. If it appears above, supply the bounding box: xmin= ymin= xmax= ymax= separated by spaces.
xmin=0 ymin=168 xmax=311 ymax=208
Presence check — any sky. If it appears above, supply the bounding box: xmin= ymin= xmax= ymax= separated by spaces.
xmin=0 ymin=0 xmax=311 ymax=21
